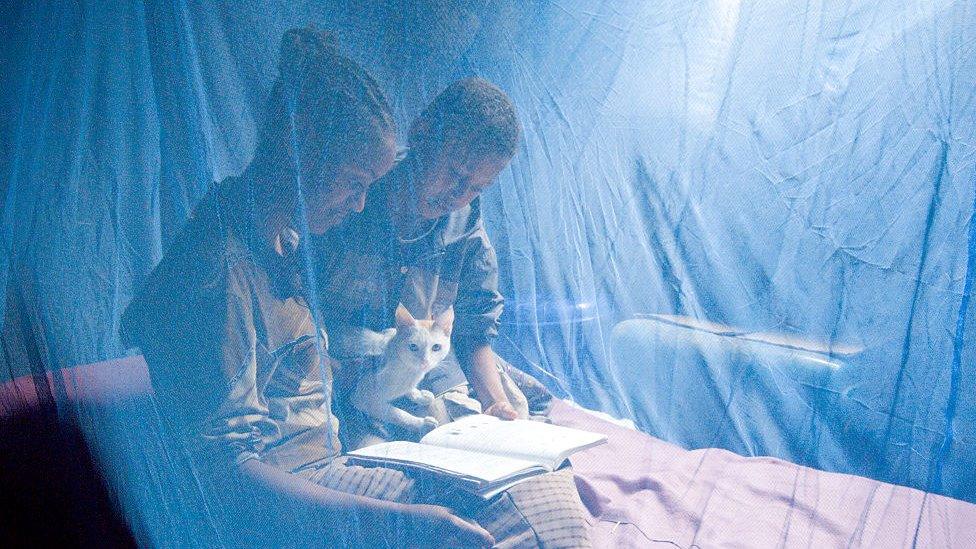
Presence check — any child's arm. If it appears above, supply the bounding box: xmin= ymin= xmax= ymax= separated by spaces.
xmin=457 ymin=343 xmax=518 ymax=420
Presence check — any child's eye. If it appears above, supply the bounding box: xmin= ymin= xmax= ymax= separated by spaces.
xmin=431 ymin=344 xmax=442 ymax=352
xmin=409 ymin=343 xmax=419 ymax=351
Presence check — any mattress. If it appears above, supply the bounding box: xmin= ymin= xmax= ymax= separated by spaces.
xmin=550 ymin=399 xmax=976 ymax=548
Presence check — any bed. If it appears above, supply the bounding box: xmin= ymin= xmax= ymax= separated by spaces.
xmin=2 ymin=356 xmax=974 ymax=548
xmin=550 ymin=399 xmax=976 ymax=548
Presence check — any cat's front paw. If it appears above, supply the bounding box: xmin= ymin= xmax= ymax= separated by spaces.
xmin=407 ymin=388 xmax=436 ymax=406
xmin=414 ymin=389 xmax=436 ymax=406
xmin=420 ymin=416 xmax=439 ymax=434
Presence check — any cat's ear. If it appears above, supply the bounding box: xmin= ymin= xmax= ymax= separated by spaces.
xmin=433 ymin=307 xmax=455 ymax=335
xmin=395 ymin=304 xmax=418 ymax=328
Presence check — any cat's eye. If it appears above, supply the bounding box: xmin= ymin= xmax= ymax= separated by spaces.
xmin=431 ymin=344 xmax=442 ymax=352
xmin=409 ymin=343 xmax=419 ymax=352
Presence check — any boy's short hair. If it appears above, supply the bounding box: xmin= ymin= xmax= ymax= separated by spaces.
xmin=409 ymin=77 xmax=522 ymax=160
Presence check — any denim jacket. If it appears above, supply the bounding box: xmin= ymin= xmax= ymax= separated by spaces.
xmin=311 ymin=166 xmax=504 ymax=394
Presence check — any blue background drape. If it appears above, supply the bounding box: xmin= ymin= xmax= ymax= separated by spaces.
xmin=2 ymin=0 xmax=975 ymax=540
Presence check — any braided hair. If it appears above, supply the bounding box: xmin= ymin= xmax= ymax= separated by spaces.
xmin=254 ymin=27 xmax=395 ymax=186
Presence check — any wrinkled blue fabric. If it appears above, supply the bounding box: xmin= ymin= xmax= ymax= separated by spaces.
xmin=2 ymin=0 xmax=975 ymax=545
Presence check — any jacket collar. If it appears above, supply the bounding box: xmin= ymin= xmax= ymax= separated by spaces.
xmin=216 ymin=177 xmax=305 ymax=300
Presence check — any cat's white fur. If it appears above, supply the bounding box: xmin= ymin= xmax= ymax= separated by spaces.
xmin=351 ymin=304 xmax=454 ymax=434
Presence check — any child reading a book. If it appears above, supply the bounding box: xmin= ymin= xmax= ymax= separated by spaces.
xmin=122 ymin=28 xmax=591 ymax=548
xmin=315 ymin=78 xmax=557 ymax=442
xmin=314 ymin=76 xmax=593 ymax=547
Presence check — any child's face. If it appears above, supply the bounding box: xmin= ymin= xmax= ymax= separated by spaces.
xmin=301 ymin=132 xmax=397 ymax=233
xmin=415 ymin=143 xmax=512 ymax=219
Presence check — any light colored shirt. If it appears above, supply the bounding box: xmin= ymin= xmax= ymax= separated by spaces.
xmin=121 ymin=178 xmax=340 ymax=474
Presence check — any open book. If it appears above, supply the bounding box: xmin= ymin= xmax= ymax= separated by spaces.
xmin=347 ymin=414 xmax=607 ymax=499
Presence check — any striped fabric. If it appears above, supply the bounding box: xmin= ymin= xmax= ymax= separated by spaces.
xmin=301 ymin=460 xmax=592 ymax=548
xmin=482 ymin=468 xmax=592 ymax=549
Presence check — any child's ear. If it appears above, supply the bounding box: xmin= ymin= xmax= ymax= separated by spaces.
xmin=395 ymin=304 xmax=418 ymax=328
xmin=433 ymin=307 xmax=454 ymax=335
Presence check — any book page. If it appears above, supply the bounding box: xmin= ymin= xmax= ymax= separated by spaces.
xmin=347 ymin=440 xmax=544 ymax=485
xmin=420 ymin=415 xmax=607 ymax=469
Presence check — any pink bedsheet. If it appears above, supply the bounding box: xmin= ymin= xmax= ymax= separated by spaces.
xmin=549 ymin=400 xmax=976 ymax=549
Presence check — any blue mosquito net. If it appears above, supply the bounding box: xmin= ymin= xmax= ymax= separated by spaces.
xmin=1 ymin=0 xmax=974 ymax=547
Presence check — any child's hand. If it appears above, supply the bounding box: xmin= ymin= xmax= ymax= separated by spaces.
xmin=399 ymin=504 xmax=495 ymax=548
xmin=484 ymin=400 xmax=518 ymax=420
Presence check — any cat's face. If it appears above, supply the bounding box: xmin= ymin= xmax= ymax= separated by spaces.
xmin=389 ymin=305 xmax=454 ymax=372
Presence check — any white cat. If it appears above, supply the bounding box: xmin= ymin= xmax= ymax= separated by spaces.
xmin=350 ymin=304 xmax=454 ymax=434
